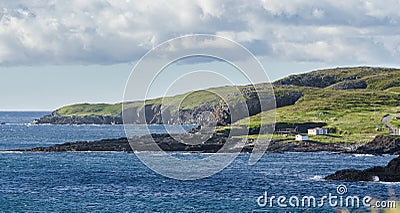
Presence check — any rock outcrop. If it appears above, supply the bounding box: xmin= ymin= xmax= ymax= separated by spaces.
xmin=32 ymin=87 xmax=299 ymax=125
xmin=325 ymin=156 xmax=400 ymax=182
xmin=329 ymin=80 xmax=367 ymax=90
xmin=23 ymin=137 xmax=132 ymax=152
xmin=353 ymin=135 xmax=400 ymax=155
xmin=32 ymin=114 xmax=123 ymax=125
xmin=325 ymin=135 xmax=400 ymax=182
xmin=21 ymin=134 xmax=243 ymax=153
xmin=17 ymin=134 xmax=350 ymax=154
xmin=16 ymin=132 xmax=400 ymax=156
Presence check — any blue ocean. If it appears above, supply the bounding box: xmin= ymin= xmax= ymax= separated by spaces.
xmin=0 ymin=112 xmax=399 ymax=212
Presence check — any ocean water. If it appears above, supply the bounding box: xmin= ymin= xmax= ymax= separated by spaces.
xmin=0 ymin=112 xmax=399 ymax=212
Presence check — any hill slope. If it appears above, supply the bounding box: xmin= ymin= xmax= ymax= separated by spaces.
xmin=34 ymin=66 xmax=400 ymax=144
xmin=236 ymin=67 xmax=400 ymax=143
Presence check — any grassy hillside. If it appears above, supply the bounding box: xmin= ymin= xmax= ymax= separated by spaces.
xmin=391 ymin=117 xmax=400 ymax=128
xmin=275 ymin=67 xmax=400 ymax=90
xmin=55 ymin=103 xmax=123 ymax=117
xmin=236 ymin=67 xmax=400 ymax=143
xmin=55 ymin=89 xmax=230 ymax=117
xmin=56 ymin=84 xmax=271 ymax=116
xmin=54 ymin=66 xmax=400 ymax=143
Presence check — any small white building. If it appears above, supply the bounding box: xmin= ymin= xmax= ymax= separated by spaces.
xmin=295 ymin=134 xmax=309 ymax=141
xmin=308 ymin=127 xmax=328 ymax=135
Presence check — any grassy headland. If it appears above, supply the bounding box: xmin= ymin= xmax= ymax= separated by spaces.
xmin=52 ymin=66 xmax=400 ymax=144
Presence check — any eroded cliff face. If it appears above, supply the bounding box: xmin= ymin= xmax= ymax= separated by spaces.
xmin=33 ymin=88 xmax=301 ymax=125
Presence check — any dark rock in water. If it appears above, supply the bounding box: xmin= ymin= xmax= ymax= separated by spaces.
xmin=32 ymin=114 xmax=123 ymax=125
xmin=23 ymin=137 xmax=132 ymax=152
xmin=265 ymin=140 xmax=348 ymax=153
xmin=16 ymin=133 xmax=351 ymax=154
xmin=325 ymin=169 xmax=373 ymax=182
xmin=15 ymin=131 xmax=400 ymax=155
xmin=354 ymin=135 xmax=400 ymax=155
xmin=19 ymin=133 xmax=244 ymax=153
xmin=325 ymin=156 xmax=400 ymax=182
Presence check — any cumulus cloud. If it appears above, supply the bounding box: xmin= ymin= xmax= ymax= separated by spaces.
xmin=0 ymin=0 xmax=399 ymax=65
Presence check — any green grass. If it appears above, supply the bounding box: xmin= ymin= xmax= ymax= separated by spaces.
xmin=56 ymin=84 xmax=269 ymax=116
xmin=235 ymin=86 xmax=400 ymax=143
xmin=234 ymin=134 xmax=292 ymax=140
xmin=54 ymin=66 xmax=400 ymax=145
xmin=56 ymin=103 xmax=122 ymax=116
xmin=275 ymin=66 xmax=400 ymax=90
xmin=233 ymin=134 xmax=376 ymax=144
xmin=308 ymin=134 xmax=375 ymax=144
xmin=386 ymin=87 xmax=400 ymax=94
xmin=390 ymin=118 xmax=400 ymax=128
xmin=56 ymin=88 xmax=233 ymax=116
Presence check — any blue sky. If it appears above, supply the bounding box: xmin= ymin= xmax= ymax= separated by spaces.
xmin=0 ymin=1 xmax=399 ymax=110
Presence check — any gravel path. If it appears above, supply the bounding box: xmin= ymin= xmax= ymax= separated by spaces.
xmin=382 ymin=114 xmax=397 ymax=135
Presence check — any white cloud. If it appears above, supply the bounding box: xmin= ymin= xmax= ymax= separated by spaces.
xmin=0 ymin=0 xmax=399 ymax=65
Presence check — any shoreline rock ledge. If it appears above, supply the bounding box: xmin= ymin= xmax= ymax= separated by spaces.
xmin=32 ymin=113 xmax=123 ymax=125
xmin=325 ymin=156 xmax=400 ymax=182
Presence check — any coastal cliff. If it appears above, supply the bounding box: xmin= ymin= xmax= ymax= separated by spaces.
xmin=33 ymin=86 xmax=301 ymax=125
xmin=31 ymin=66 xmax=400 ymax=145
xmin=32 ymin=67 xmax=400 ymax=132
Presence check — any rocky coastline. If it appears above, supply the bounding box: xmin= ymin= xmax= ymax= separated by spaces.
xmin=18 ymin=136 xmax=351 ymax=153
xmin=325 ymin=156 xmax=400 ymax=182
xmin=32 ymin=114 xmax=123 ymax=125
xmin=322 ymin=135 xmax=400 ymax=182
xmin=13 ymin=133 xmax=400 ymax=182
xmin=14 ymin=133 xmax=398 ymax=155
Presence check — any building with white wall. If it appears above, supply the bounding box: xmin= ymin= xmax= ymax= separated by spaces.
xmin=308 ymin=127 xmax=328 ymax=135
xmin=295 ymin=134 xmax=309 ymax=141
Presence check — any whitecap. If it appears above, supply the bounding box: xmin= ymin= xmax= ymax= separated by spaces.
xmin=376 ymin=181 xmax=400 ymax=185
xmin=309 ymin=175 xmax=324 ymax=181
xmin=0 ymin=151 xmax=23 ymax=154
xmin=353 ymin=154 xmax=374 ymax=157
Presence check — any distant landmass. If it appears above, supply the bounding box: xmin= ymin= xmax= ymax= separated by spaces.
xmin=33 ymin=66 xmax=400 ymax=144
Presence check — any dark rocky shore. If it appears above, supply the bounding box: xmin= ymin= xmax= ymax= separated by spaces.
xmin=19 ymin=136 xmax=350 ymax=153
xmin=14 ymin=133 xmax=400 ymax=182
xmin=15 ymin=133 xmax=399 ymax=155
xmin=351 ymin=135 xmax=400 ymax=155
xmin=323 ymin=135 xmax=400 ymax=182
xmin=325 ymin=156 xmax=400 ymax=182
xmin=32 ymin=113 xmax=123 ymax=125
